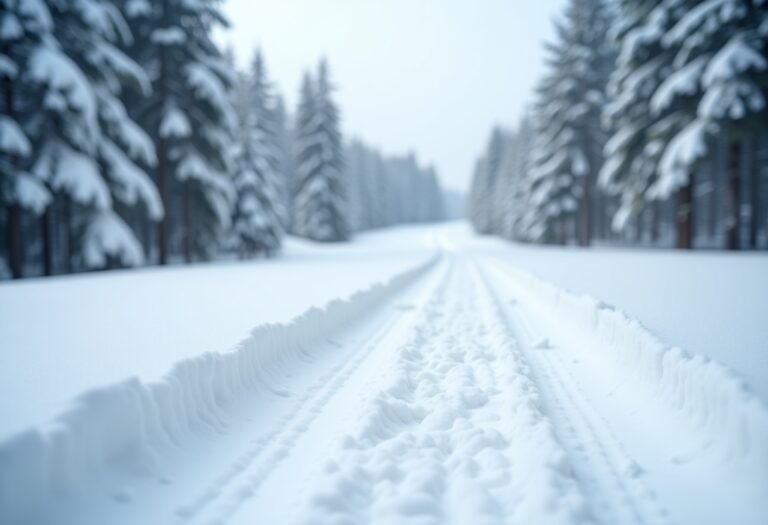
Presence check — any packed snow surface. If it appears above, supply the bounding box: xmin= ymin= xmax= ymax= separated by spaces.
xmin=1 ymin=222 xmax=766 ymax=525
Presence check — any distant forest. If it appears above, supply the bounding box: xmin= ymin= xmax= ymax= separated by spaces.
xmin=0 ymin=0 xmax=450 ymax=280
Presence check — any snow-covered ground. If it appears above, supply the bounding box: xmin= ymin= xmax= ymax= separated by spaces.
xmin=1 ymin=222 xmax=766 ymax=524
xmin=0 ymin=227 xmax=438 ymax=441
xmin=455 ymin=224 xmax=768 ymax=403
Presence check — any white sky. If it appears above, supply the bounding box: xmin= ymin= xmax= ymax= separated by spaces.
xmin=216 ymin=0 xmax=566 ymax=193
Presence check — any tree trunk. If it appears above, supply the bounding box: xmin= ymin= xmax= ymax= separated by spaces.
xmin=726 ymin=140 xmax=742 ymax=250
xmin=6 ymin=204 xmax=23 ymax=278
xmin=156 ymin=4 xmax=170 ymax=266
xmin=676 ymin=177 xmax=694 ymax=250
xmin=183 ymin=182 xmax=192 ymax=263
xmin=749 ymin=136 xmax=764 ymax=249
xmin=156 ymin=137 xmax=169 ymax=265
xmin=41 ymin=208 xmax=53 ymax=276
xmin=650 ymin=200 xmax=660 ymax=245
xmin=3 ymin=48 xmax=23 ymax=278
xmin=62 ymin=196 xmax=74 ymax=273
xmin=578 ymin=176 xmax=592 ymax=247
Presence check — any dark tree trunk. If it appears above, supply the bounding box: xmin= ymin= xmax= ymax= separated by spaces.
xmin=183 ymin=182 xmax=192 ymax=263
xmin=156 ymin=3 xmax=170 ymax=266
xmin=3 ymin=49 xmax=24 ymax=278
xmin=578 ymin=176 xmax=592 ymax=247
xmin=41 ymin=208 xmax=53 ymax=276
xmin=749 ymin=136 xmax=764 ymax=249
xmin=650 ymin=200 xmax=660 ymax=244
xmin=726 ymin=140 xmax=742 ymax=250
xmin=156 ymin=137 xmax=169 ymax=265
xmin=62 ymin=196 xmax=73 ymax=273
xmin=6 ymin=204 xmax=23 ymax=278
xmin=676 ymin=177 xmax=694 ymax=250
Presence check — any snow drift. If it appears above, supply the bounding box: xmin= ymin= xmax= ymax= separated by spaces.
xmin=483 ymin=260 xmax=768 ymax=481
xmin=0 ymin=255 xmax=439 ymax=524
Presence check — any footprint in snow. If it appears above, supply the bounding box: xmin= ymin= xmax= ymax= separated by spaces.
xmin=532 ymin=338 xmax=552 ymax=350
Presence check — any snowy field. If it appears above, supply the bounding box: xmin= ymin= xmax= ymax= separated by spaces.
xmin=1 ymin=222 xmax=767 ymax=525
xmin=0 ymin=228 xmax=438 ymax=440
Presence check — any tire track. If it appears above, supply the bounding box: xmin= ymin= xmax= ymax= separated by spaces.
xmin=476 ymin=258 xmax=670 ymax=525
xmin=178 ymin=259 xmax=451 ymax=525
xmin=296 ymin=256 xmax=589 ymax=525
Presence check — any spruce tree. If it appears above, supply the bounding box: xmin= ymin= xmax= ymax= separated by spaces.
xmin=122 ymin=0 xmax=235 ymax=262
xmin=230 ymin=50 xmax=285 ymax=257
xmin=293 ymin=61 xmax=350 ymax=242
xmin=1 ymin=0 xmax=54 ymax=277
xmin=2 ymin=0 xmax=164 ymax=273
xmin=602 ymin=1 xmax=695 ymax=247
xmin=651 ymin=0 xmax=768 ymax=249
xmin=468 ymin=127 xmax=507 ymax=235
xmin=527 ymin=0 xmax=614 ymax=245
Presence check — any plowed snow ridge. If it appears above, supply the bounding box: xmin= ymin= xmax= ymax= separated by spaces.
xmin=1 ymin=248 xmax=767 ymax=525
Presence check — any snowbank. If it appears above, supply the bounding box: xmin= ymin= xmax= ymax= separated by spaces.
xmin=484 ymin=260 xmax=768 ymax=478
xmin=0 ymin=225 xmax=440 ymax=441
xmin=0 ymin=255 xmax=439 ymax=524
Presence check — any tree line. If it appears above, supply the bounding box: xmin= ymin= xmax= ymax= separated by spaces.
xmin=469 ymin=0 xmax=768 ymax=250
xmin=0 ymin=0 xmax=447 ymax=279
xmin=347 ymin=140 xmax=445 ymax=232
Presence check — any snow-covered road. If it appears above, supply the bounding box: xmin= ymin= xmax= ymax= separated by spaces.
xmin=2 ymin=229 xmax=767 ymax=524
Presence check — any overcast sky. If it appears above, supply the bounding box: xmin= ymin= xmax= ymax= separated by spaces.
xmin=216 ymin=0 xmax=566 ymax=193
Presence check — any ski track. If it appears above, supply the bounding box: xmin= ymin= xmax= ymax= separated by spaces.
xmin=480 ymin=265 xmax=668 ymax=525
xmin=5 ymin=248 xmax=768 ymax=524
xmin=179 ymin=306 xmax=403 ymax=524
xmin=292 ymin=257 xmax=591 ymax=525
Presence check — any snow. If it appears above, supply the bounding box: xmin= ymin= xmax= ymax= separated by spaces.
xmin=29 ymin=46 xmax=98 ymax=144
xmin=699 ymin=36 xmax=768 ymax=120
xmin=0 ymin=55 xmax=17 ymax=78
xmin=0 ymin=226 xmax=439 ymax=441
xmin=150 ymin=27 xmax=187 ymax=46
xmin=0 ymin=115 xmax=31 ymax=156
xmin=664 ymin=0 xmax=726 ymax=47
xmin=73 ymin=0 xmax=132 ymax=44
xmin=702 ymin=37 xmax=768 ymax=87
xmin=650 ymin=57 xmax=707 ymax=115
xmin=18 ymin=0 xmax=53 ymax=34
xmin=40 ymin=144 xmax=112 ymax=209
xmin=452 ymin=224 xmax=768 ymax=403
xmin=159 ymin=106 xmax=192 ymax=139
xmin=82 ymin=211 xmax=144 ymax=268
xmin=89 ymin=42 xmax=151 ymax=95
xmin=14 ymin=173 xmax=51 ymax=214
xmin=124 ymin=0 xmax=151 ymax=18
xmin=0 ymin=12 xmax=23 ymax=40
xmin=100 ymin=140 xmax=164 ymax=220
xmin=185 ymin=63 xmax=229 ymax=114
xmin=1 ymin=223 xmax=767 ymax=524
xmin=652 ymin=119 xmax=713 ymax=198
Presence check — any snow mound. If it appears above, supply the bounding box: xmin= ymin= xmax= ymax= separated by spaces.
xmin=0 ymin=256 xmax=438 ymax=524
xmin=486 ymin=261 xmax=768 ymax=472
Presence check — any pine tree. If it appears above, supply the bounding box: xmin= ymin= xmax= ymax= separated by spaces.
xmin=293 ymin=61 xmax=350 ymax=242
xmin=494 ymin=118 xmax=534 ymax=241
xmin=1 ymin=0 xmax=54 ymax=277
xmin=604 ymin=0 xmax=768 ymax=250
xmin=651 ymin=0 xmax=768 ymax=250
xmin=468 ymin=127 xmax=507 ymax=235
xmin=122 ymin=0 xmax=235 ymax=263
xmin=602 ymin=1 xmax=696 ymax=248
xmin=273 ymin=94 xmax=294 ymax=230
xmin=526 ymin=0 xmax=614 ymax=245
xmin=230 ymin=50 xmax=285 ymax=258
xmin=2 ymin=0 xmax=164 ymax=274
